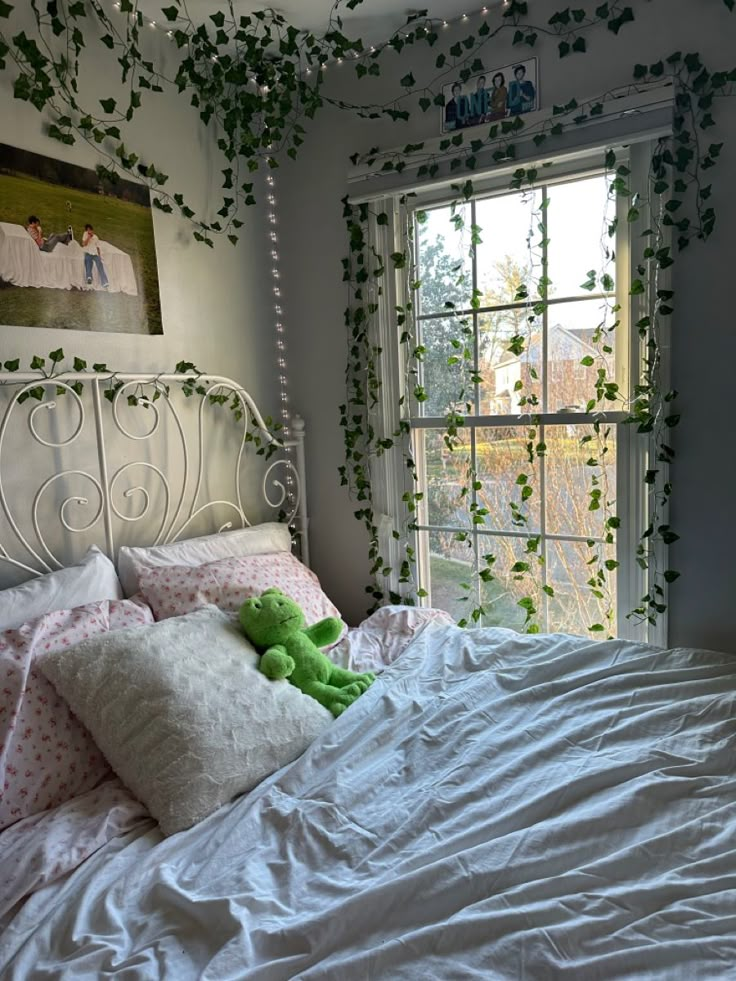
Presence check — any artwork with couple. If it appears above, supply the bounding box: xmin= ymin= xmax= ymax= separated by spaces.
xmin=0 ymin=143 xmax=163 ymax=334
xmin=442 ymin=58 xmax=539 ymax=133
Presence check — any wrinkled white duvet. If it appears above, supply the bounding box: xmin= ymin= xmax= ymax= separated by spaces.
xmin=1 ymin=626 xmax=735 ymax=979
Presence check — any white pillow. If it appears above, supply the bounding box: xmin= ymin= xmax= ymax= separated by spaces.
xmin=116 ymin=523 xmax=292 ymax=597
xmin=41 ymin=606 xmax=332 ymax=835
xmin=0 ymin=546 xmax=123 ymax=632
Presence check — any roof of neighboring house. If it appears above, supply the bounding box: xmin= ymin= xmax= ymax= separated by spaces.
xmin=493 ymin=324 xmax=597 ymax=369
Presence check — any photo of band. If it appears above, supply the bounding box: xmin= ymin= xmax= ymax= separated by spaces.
xmin=442 ymin=58 xmax=538 ymax=133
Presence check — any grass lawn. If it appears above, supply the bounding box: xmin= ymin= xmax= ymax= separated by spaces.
xmin=0 ymin=173 xmax=162 ymax=334
xmin=428 ymin=552 xmax=526 ymax=629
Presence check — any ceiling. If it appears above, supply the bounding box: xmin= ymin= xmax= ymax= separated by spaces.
xmin=145 ymin=1 xmax=495 ymax=45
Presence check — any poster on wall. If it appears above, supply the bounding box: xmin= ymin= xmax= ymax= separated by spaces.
xmin=441 ymin=58 xmax=539 ymax=134
xmin=0 ymin=143 xmax=163 ymax=335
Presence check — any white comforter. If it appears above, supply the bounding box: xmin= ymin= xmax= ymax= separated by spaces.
xmin=1 ymin=625 xmax=735 ymax=979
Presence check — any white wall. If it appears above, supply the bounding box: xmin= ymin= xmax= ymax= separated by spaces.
xmin=280 ymin=0 xmax=736 ymax=650
xmin=0 ymin=9 xmax=283 ymax=584
xmin=0 ymin=8 xmax=276 ymax=408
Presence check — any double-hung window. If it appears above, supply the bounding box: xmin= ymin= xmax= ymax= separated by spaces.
xmin=384 ymin=143 xmax=666 ymax=643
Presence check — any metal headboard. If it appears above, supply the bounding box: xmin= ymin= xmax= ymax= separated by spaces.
xmin=0 ymin=371 xmax=308 ymax=583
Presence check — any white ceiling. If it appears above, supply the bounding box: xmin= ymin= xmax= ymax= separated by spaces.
xmin=146 ymin=1 xmax=494 ymax=45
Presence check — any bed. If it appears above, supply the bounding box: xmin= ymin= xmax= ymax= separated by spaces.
xmin=0 ymin=370 xmax=734 ymax=979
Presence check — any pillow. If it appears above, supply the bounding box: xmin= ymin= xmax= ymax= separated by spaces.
xmin=41 ymin=606 xmax=333 ymax=836
xmin=0 ymin=546 xmax=123 ymax=632
xmin=117 ymin=523 xmax=292 ymax=597
xmin=0 ymin=599 xmax=154 ymax=831
xmin=137 ymin=551 xmax=343 ymax=631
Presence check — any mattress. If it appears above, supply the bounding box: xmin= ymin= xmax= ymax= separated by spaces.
xmin=1 ymin=625 xmax=734 ymax=979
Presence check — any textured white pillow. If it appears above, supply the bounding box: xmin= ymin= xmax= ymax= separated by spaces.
xmin=116 ymin=523 xmax=292 ymax=596
xmin=41 ymin=606 xmax=332 ymax=835
xmin=0 ymin=546 xmax=123 ymax=632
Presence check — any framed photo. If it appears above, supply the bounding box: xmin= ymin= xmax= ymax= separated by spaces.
xmin=0 ymin=143 xmax=163 ymax=335
xmin=441 ymin=57 xmax=539 ymax=135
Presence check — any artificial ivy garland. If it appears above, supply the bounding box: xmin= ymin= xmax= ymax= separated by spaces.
xmin=0 ymin=352 xmax=283 ymax=457
xmin=339 ymin=12 xmax=735 ymax=632
xmin=0 ymin=0 xmax=734 ymax=632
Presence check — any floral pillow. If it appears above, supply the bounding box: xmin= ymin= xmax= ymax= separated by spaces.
xmin=137 ymin=552 xmax=343 ymax=633
xmin=0 ymin=598 xmax=154 ymax=831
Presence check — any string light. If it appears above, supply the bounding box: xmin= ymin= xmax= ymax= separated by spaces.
xmin=264 ymin=168 xmax=295 ymax=502
xmin=313 ymin=3 xmax=502 ymax=71
xmin=107 ymin=1 xmax=500 ymax=74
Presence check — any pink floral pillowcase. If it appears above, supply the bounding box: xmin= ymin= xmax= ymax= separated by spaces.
xmin=138 ymin=551 xmax=344 ymax=632
xmin=0 ymin=599 xmax=154 ymax=831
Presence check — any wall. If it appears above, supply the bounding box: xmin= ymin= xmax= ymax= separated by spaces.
xmin=279 ymin=0 xmax=736 ymax=651
xmin=0 ymin=7 xmax=277 ymax=409
xmin=0 ymin=8 xmax=283 ymax=582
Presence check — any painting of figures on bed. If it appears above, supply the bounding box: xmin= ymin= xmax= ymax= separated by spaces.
xmin=0 ymin=143 xmax=163 ymax=335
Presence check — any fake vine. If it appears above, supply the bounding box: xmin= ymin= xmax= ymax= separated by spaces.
xmin=0 ymin=0 xmax=733 ymax=633
xmin=0 ymin=351 xmax=283 ymax=457
xmin=0 ymin=0 xmax=732 ymax=243
xmin=342 ymin=39 xmax=736 ymax=633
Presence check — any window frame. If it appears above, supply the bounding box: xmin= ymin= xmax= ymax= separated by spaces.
xmin=370 ymin=140 xmax=669 ymax=645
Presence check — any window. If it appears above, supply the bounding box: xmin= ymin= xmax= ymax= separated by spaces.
xmin=390 ymin=148 xmax=661 ymax=640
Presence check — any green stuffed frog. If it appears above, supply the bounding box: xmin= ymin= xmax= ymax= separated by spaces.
xmin=239 ymin=588 xmax=375 ymax=718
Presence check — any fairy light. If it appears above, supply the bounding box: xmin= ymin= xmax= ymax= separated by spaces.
xmin=263 ymin=167 xmax=295 ymax=502
xmin=302 ymin=1 xmax=504 ymax=73
xmin=107 ymin=0 xmax=503 ymax=68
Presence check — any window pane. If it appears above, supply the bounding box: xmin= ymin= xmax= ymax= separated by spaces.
xmin=476 ymin=533 xmax=543 ymax=631
xmin=418 ymin=317 xmax=473 ymax=416
xmin=546 ymin=299 xmax=616 ymax=413
xmin=546 ymin=174 xmax=614 ymax=299
xmin=416 ymin=204 xmax=472 ymax=316
xmin=417 ymin=428 xmax=472 ymax=528
xmin=546 ymin=539 xmax=617 ymax=636
xmin=420 ymin=529 xmax=477 ymax=623
xmin=479 ymin=311 xmax=541 ymax=415
xmin=475 ymin=427 xmax=541 ymax=533
xmin=475 ymin=189 xmax=542 ymax=301
xmin=544 ymin=424 xmax=617 ymax=540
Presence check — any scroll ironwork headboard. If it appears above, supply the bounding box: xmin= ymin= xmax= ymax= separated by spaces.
xmin=0 ymin=371 xmax=308 ymax=583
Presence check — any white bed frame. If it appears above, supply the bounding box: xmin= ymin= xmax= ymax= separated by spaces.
xmin=0 ymin=370 xmax=308 ymax=581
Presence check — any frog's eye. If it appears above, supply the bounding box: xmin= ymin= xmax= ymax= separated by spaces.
xmin=252 ymin=599 xmax=262 ymax=610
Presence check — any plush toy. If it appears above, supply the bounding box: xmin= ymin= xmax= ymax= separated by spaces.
xmin=239 ymin=588 xmax=375 ymax=718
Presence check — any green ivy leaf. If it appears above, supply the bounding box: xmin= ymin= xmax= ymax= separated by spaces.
xmin=0 ymin=1 xmax=13 ymax=17
xmin=100 ymin=97 xmax=116 ymax=114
